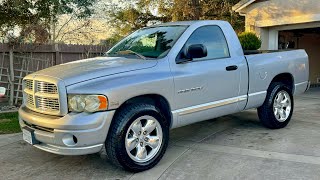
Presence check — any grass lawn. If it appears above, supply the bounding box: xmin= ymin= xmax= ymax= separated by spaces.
xmin=0 ymin=112 xmax=21 ymax=134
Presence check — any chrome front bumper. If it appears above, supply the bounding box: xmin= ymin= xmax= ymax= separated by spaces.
xmin=19 ymin=106 xmax=115 ymax=155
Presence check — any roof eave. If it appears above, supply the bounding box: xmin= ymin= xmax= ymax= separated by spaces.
xmin=232 ymin=0 xmax=256 ymax=12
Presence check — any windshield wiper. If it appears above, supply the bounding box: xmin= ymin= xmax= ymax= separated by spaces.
xmin=116 ymin=50 xmax=147 ymax=60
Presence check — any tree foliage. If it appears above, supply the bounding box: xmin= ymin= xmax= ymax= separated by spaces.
xmin=105 ymin=0 xmax=164 ymax=36
xmin=106 ymin=0 xmax=244 ymax=37
xmin=0 ymin=0 xmax=96 ymax=43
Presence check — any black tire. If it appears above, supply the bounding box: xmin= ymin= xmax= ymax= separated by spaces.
xmin=257 ymin=82 xmax=294 ymax=129
xmin=105 ymin=103 xmax=169 ymax=172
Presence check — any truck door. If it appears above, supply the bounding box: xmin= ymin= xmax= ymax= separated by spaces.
xmin=170 ymin=25 xmax=246 ymax=127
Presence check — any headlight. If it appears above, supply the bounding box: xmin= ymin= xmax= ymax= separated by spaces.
xmin=68 ymin=95 xmax=108 ymax=113
xmin=68 ymin=95 xmax=86 ymax=112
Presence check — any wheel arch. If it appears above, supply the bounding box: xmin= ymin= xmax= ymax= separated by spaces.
xmin=269 ymin=73 xmax=294 ymax=93
xmin=113 ymin=94 xmax=173 ymax=128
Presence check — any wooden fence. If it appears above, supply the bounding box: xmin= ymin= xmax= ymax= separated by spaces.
xmin=0 ymin=43 xmax=111 ymax=105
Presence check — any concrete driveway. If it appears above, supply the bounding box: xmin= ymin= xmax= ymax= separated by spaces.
xmin=1 ymin=88 xmax=320 ymax=180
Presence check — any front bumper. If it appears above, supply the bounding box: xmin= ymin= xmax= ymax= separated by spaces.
xmin=19 ymin=106 xmax=115 ymax=155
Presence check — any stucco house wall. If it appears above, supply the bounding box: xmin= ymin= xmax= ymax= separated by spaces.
xmin=233 ymin=0 xmax=320 ymax=85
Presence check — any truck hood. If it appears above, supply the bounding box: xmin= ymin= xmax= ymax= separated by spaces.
xmin=33 ymin=56 xmax=157 ymax=85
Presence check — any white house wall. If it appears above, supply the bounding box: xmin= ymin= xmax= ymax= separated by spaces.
xmin=236 ymin=0 xmax=320 ymax=84
xmin=239 ymin=0 xmax=320 ymax=49
xmin=241 ymin=0 xmax=320 ymax=29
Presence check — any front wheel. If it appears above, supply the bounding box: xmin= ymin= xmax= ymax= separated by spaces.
xmin=258 ymin=82 xmax=294 ymax=129
xmin=105 ymin=103 xmax=169 ymax=172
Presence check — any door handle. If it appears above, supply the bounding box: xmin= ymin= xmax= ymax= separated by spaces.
xmin=226 ymin=65 xmax=238 ymax=71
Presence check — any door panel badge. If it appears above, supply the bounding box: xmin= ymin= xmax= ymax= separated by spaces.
xmin=178 ymin=86 xmax=203 ymax=94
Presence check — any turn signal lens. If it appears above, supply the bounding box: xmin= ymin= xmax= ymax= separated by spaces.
xmin=84 ymin=95 xmax=108 ymax=112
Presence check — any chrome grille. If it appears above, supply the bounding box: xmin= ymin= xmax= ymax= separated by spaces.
xmin=23 ymin=79 xmax=61 ymax=115
xmin=37 ymin=81 xmax=58 ymax=94
xmin=24 ymin=79 xmax=33 ymax=90
xmin=26 ymin=93 xmax=34 ymax=106
xmin=37 ymin=97 xmax=60 ymax=111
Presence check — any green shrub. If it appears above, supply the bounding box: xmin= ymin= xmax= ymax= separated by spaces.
xmin=238 ymin=32 xmax=262 ymax=50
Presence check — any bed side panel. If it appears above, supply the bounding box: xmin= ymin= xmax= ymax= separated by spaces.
xmin=244 ymin=50 xmax=308 ymax=110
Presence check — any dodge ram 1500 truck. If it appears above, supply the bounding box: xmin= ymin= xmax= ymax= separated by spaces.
xmin=19 ymin=20 xmax=310 ymax=172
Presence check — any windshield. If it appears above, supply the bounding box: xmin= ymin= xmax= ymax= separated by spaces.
xmin=107 ymin=25 xmax=188 ymax=59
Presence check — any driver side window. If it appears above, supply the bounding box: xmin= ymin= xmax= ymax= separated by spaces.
xmin=186 ymin=25 xmax=230 ymax=61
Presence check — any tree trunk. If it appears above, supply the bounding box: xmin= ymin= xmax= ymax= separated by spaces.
xmin=191 ymin=0 xmax=201 ymax=20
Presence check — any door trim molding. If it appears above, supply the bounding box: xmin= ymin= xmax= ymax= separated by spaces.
xmin=248 ymin=91 xmax=267 ymax=97
xmin=172 ymin=95 xmax=247 ymax=116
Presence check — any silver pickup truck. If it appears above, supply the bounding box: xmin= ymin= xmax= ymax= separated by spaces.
xmin=19 ymin=20 xmax=309 ymax=172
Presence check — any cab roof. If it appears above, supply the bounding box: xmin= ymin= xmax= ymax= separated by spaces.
xmin=150 ymin=20 xmax=228 ymax=27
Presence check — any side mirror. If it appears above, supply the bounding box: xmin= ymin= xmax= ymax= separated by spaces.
xmin=176 ymin=44 xmax=207 ymax=64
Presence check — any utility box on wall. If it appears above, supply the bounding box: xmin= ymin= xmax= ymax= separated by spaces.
xmin=0 ymin=87 xmax=5 ymax=98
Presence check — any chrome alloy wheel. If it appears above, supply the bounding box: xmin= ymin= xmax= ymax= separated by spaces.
xmin=125 ymin=115 xmax=163 ymax=163
xmin=273 ymin=90 xmax=292 ymax=122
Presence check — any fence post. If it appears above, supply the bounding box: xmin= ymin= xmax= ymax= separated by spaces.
xmin=54 ymin=44 xmax=60 ymax=65
xmin=9 ymin=48 xmax=14 ymax=106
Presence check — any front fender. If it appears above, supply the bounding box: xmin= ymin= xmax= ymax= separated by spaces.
xmin=66 ymin=59 xmax=175 ymax=110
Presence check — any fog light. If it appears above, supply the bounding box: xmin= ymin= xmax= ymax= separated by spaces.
xmin=62 ymin=134 xmax=78 ymax=146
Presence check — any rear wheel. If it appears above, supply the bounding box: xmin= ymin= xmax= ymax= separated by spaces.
xmin=258 ymin=82 xmax=294 ymax=129
xmin=106 ymin=103 xmax=169 ymax=172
